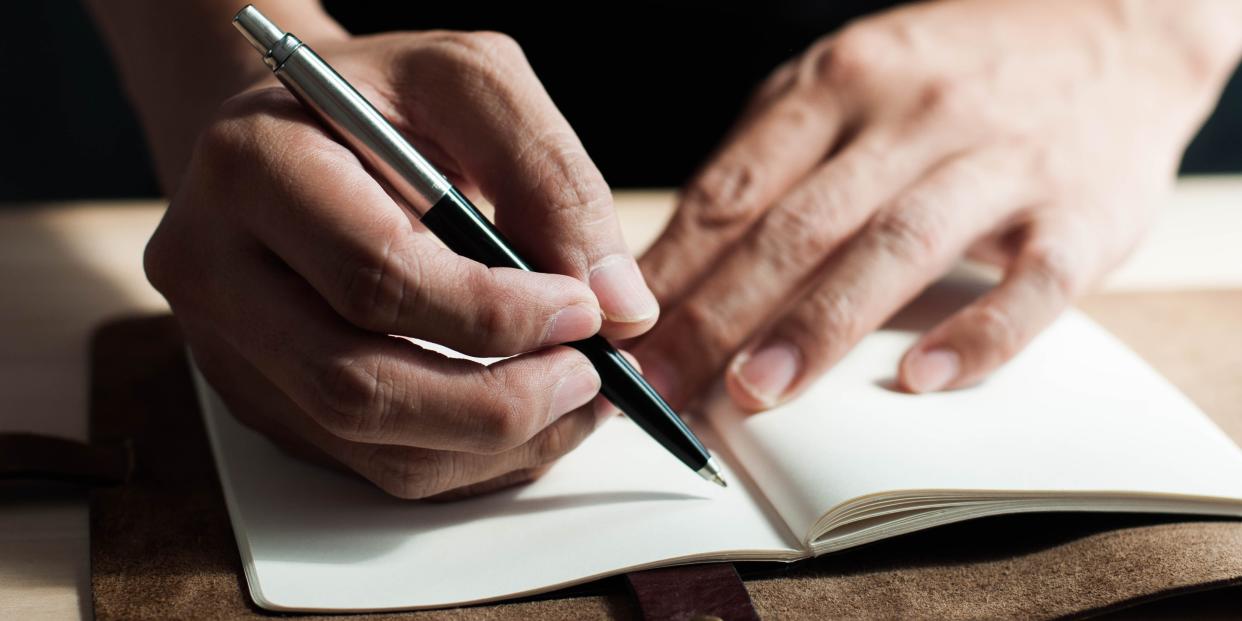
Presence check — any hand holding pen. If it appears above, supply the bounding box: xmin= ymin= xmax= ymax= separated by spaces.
xmin=143 ymin=7 xmax=720 ymax=499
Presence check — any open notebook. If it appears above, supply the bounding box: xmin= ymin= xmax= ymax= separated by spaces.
xmin=196 ymin=281 xmax=1242 ymax=612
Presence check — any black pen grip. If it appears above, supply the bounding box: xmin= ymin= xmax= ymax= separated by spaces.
xmin=419 ymin=188 xmax=711 ymax=470
xmin=420 ymin=189 xmax=533 ymax=271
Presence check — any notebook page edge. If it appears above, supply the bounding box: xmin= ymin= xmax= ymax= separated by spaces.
xmin=193 ymin=358 xmax=803 ymax=611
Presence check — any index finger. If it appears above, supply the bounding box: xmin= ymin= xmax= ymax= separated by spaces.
xmin=639 ymin=81 xmax=847 ymax=313
xmin=397 ymin=32 xmax=657 ymax=339
xmin=202 ymin=88 xmax=602 ymax=358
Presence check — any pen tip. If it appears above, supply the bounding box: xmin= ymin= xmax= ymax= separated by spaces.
xmin=696 ymin=457 xmax=727 ymax=488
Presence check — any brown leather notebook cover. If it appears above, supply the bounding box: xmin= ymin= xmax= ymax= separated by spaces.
xmin=88 ymin=291 xmax=1242 ymax=620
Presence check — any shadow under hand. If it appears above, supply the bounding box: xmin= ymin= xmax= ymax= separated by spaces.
xmin=881 ymin=274 xmax=992 ymax=334
xmin=867 ymin=274 xmax=993 ymax=391
xmin=225 ymin=392 xmax=716 ymax=563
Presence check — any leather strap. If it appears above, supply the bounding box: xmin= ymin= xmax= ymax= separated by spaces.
xmin=625 ymin=562 xmax=760 ymax=621
xmin=0 ymin=432 xmax=131 ymax=485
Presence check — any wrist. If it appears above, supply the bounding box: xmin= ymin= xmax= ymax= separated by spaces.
xmin=87 ymin=1 xmax=350 ymax=192
xmin=1088 ymin=0 xmax=1242 ymax=150
xmin=1109 ymin=0 xmax=1242 ymax=87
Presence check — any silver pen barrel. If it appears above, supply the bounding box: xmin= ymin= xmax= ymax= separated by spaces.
xmin=232 ymin=6 xmax=452 ymax=216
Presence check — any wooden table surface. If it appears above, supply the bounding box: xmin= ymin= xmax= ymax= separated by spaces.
xmin=2 ymin=180 xmax=1241 ymax=619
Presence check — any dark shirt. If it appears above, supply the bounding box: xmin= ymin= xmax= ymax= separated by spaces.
xmin=325 ymin=1 xmax=898 ymax=187
xmin=0 ymin=1 xmax=1238 ymax=201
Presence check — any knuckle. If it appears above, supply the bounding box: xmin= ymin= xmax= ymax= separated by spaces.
xmin=677 ymin=298 xmax=746 ymax=363
xmin=918 ymin=78 xmax=976 ymax=121
xmin=555 ymin=162 xmax=613 ymax=218
xmin=812 ymin=28 xmax=888 ymax=85
xmin=427 ymin=30 xmax=527 ymax=76
xmin=196 ymin=112 xmax=252 ymax=159
xmin=798 ymin=288 xmax=861 ymax=355
xmin=868 ymin=204 xmax=945 ymax=261
xmin=684 ymin=159 xmax=769 ymax=231
xmin=764 ymin=96 xmax=820 ymax=136
xmin=371 ymin=448 xmax=451 ymax=500
xmin=216 ymin=85 xmax=299 ymax=120
xmin=470 ymin=370 xmax=538 ymax=453
xmin=764 ymin=194 xmax=843 ymax=263
xmin=459 ymin=30 xmax=524 ymax=61
xmin=967 ymin=303 xmax=1022 ymax=360
xmin=1024 ymin=245 xmax=1079 ymax=299
xmin=751 ymin=62 xmax=796 ymax=104
xmin=192 ymin=122 xmax=260 ymax=192
xmin=530 ymin=421 xmax=581 ymax=466
xmin=403 ymin=32 xmax=531 ymax=110
xmin=197 ymin=89 xmax=294 ymax=168
xmin=463 ymin=267 xmax=521 ymax=350
xmin=337 ymin=237 xmax=420 ymax=331
xmin=475 ymin=299 xmax=513 ymax=352
xmin=518 ymin=132 xmax=613 ymax=223
xmin=313 ymin=356 xmax=394 ymax=441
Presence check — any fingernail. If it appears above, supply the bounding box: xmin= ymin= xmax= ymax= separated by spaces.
xmin=543 ymin=304 xmax=601 ymax=345
xmin=732 ymin=341 xmax=801 ymax=407
xmin=589 ymin=255 xmax=659 ymax=324
xmin=905 ymin=347 xmax=960 ymax=393
xmin=549 ymin=365 xmax=601 ymax=418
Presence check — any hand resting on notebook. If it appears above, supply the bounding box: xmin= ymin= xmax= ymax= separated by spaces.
xmin=632 ymin=0 xmax=1242 ymax=411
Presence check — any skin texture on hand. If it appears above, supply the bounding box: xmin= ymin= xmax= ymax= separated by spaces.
xmin=90 ymin=0 xmax=1242 ymax=500
xmin=84 ymin=0 xmax=351 ymax=191
xmin=141 ymin=31 xmax=659 ymax=499
xmin=633 ymin=0 xmax=1242 ymax=412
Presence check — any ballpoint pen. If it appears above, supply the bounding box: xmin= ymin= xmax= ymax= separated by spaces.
xmin=231 ymin=5 xmax=726 ymax=487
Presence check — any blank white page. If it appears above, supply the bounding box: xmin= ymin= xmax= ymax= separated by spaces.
xmin=196 ymin=370 xmax=798 ymax=612
xmin=709 ymin=284 xmax=1242 ymax=541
